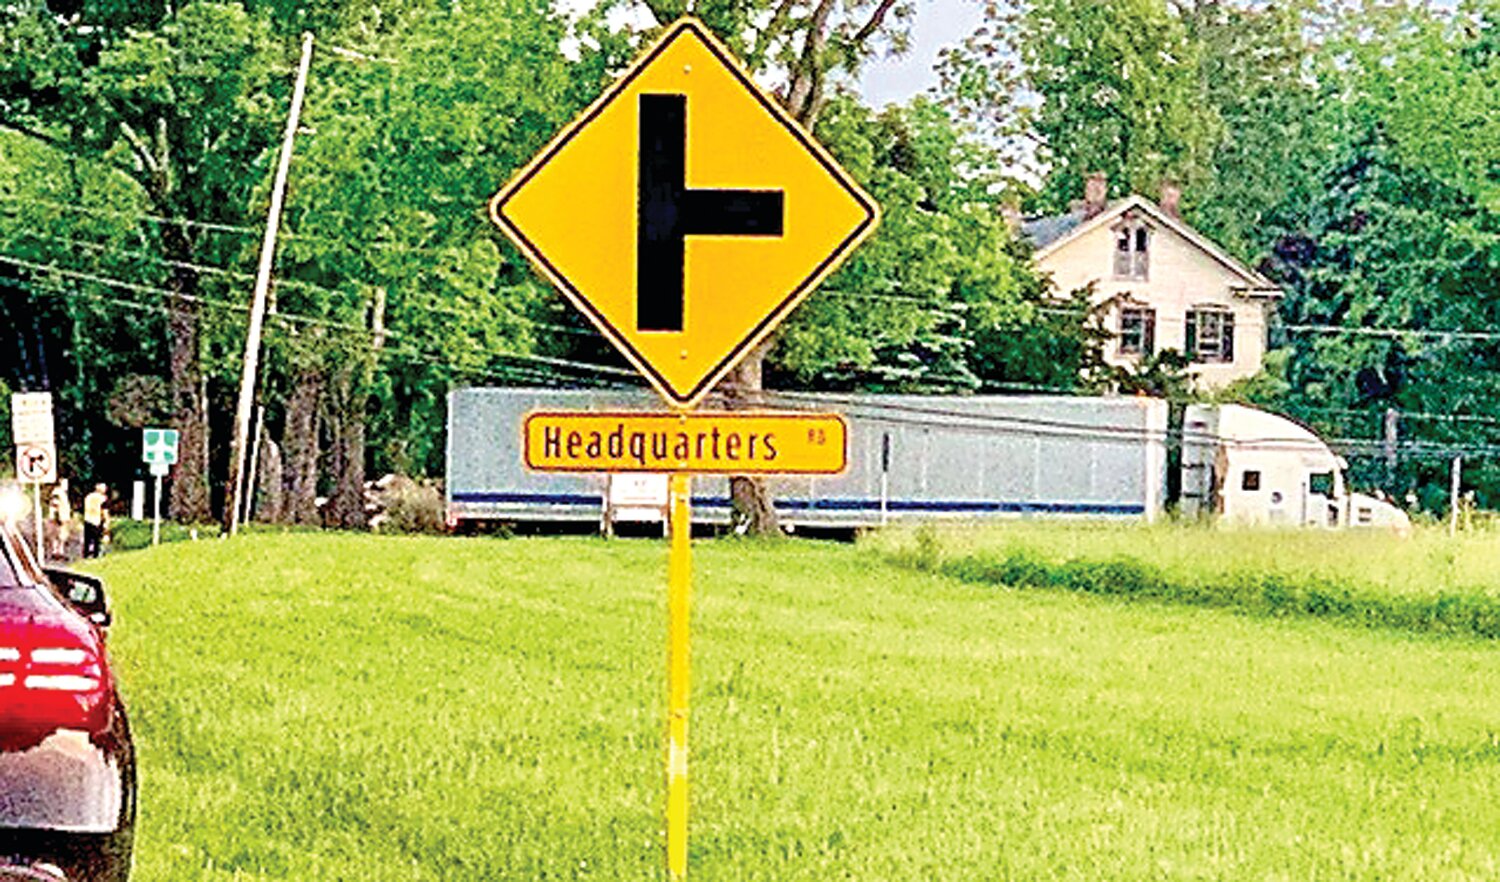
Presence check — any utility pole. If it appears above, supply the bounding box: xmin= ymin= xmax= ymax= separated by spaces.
xmin=227 ymin=32 xmax=314 ymax=537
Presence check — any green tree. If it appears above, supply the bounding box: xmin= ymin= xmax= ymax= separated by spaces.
xmin=943 ymin=0 xmax=1221 ymax=214
xmin=1175 ymin=0 xmax=1331 ymax=259
xmin=0 ymin=1 xmax=309 ymax=521
xmin=772 ymin=97 xmax=1032 ymax=393
xmin=265 ymin=1 xmax=581 ymax=523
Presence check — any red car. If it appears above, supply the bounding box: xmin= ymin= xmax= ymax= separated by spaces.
xmin=0 ymin=525 xmax=135 ymax=882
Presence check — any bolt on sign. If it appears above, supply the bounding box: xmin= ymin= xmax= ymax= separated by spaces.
xmin=489 ymin=17 xmax=878 ymax=408
xmin=488 ymin=17 xmax=877 ymax=882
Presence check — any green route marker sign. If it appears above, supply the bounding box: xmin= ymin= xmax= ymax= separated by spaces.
xmin=142 ymin=428 xmax=179 ymax=466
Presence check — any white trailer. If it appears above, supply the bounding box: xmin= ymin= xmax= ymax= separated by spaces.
xmin=445 ymin=389 xmax=1408 ymax=532
xmin=446 ymin=389 xmax=1169 ymax=529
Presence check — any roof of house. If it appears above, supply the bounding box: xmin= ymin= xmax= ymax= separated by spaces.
xmin=1021 ymin=195 xmax=1282 ymax=296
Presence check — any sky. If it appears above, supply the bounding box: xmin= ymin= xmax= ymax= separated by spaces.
xmin=555 ymin=0 xmax=989 ymax=108
xmin=857 ymin=0 xmax=988 ymax=107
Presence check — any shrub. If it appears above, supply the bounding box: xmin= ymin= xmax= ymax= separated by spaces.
xmin=109 ymin=518 xmax=219 ymax=553
xmin=372 ymin=476 xmax=445 ymax=535
xmin=914 ymin=547 xmax=1500 ymax=642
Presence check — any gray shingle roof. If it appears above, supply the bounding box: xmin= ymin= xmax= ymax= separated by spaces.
xmin=1020 ymin=207 xmax=1093 ymax=249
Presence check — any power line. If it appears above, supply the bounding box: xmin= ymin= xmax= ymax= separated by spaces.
xmin=8 ymin=222 xmax=608 ymax=337
xmin=0 ymin=220 xmax=361 ymax=301
xmin=1282 ymin=323 xmax=1500 ymax=342
xmin=0 ymin=252 xmax=640 ymax=381
xmin=6 ymin=276 xmax=636 ymax=392
xmin=0 ymin=193 xmax=474 ymax=258
xmin=13 ymin=268 xmax=1500 ymax=459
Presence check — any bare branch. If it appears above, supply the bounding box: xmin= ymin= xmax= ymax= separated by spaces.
xmin=852 ymin=0 xmax=900 ymax=46
xmin=118 ymin=120 xmax=161 ymax=179
xmin=786 ymin=0 xmax=836 ymax=120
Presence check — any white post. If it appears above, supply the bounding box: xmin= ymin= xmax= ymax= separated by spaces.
xmin=33 ymin=483 xmax=43 ymax=565
xmin=228 ymin=32 xmax=315 ymax=537
xmin=131 ymin=480 xmax=145 ymax=520
xmin=1449 ymin=455 xmax=1462 ymax=536
xmin=879 ymin=432 xmax=891 ymax=526
xmin=153 ymin=475 xmax=162 ymax=547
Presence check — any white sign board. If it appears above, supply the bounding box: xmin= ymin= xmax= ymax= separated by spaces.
xmin=11 ymin=392 xmax=54 ymax=445
xmin=607 ymin=473 xmax=669 ymax=523
xmin=16 ymin=442 xmax=57 ymax=484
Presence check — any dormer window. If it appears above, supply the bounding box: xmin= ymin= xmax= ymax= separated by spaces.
xmin=1113 ymin=219 xmax=1150 ymax=280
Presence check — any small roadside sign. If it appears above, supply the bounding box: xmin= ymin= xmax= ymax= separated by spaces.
xmin=141 ymin=427 xmax=178 ymax=548
xmin=523 ymin=411 xmax=847 ymax=474
xmin=490 ymin=18 xmax=878 ymax=407
xmin=11 ymin=392 xmax=54 ymax=445
xmin=15 ymin=442 xmax=56 ymax=484
xmin=142 ymin=428 xmax=180 ymax=465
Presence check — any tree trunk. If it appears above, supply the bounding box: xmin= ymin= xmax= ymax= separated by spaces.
xmin=254 ymin=436 xmax=284 ymax=524
xmin=323 ymin=362 xmax=368 ymax=530
xmin=714 ymin=34 xmax=831 ymax=538
xmin=161 ymin=223 xmax=212 ymax=523
xmin=721 ymin=339 xmax=780 ymax=536
xmin=324 ymin=290 xmax=382 ymax=530
xmin=281 ymin=364 xmax=324 ymax=526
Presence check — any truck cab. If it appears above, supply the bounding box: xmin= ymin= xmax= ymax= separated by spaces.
xmin=1180 ymin=404 xmax=1404 ymax=530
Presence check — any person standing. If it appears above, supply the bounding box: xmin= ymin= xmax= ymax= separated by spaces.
xmin=83 ymin=484 xmax=109 ymax=559
xmin=47 ymin=480 xmax=71 ymax=559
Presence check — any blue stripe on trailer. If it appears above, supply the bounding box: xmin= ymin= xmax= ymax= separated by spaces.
xmin=450 ymin=491 xmax=1143 ymax=516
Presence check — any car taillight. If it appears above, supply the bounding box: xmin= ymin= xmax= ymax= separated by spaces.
xmin=19 ymin=645 xmax=102 ymax=692
xmin=0 ymin=630 xmax=109 ymax=735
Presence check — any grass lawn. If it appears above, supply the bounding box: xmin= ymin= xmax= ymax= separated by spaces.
xmin=88 ymin=531 xmax=1500 ymax=880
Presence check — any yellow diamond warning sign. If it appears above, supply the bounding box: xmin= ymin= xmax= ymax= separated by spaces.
xmin=489 ymin=18 xmax=879 ymax=408
xmin=524 ymin=411 xmax=847 ymax=475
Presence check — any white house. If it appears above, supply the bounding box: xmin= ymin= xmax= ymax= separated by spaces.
xmin=1021 ymin=174 xmax=1283 ymax=389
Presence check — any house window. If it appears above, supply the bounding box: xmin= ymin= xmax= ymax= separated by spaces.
xmin=1308 ymin=472 xmax=1334 ymax=497
xmin=1114 ymin=222 xmax=1150 ymax=280
xmin=1241 ymin=470 xmax=1261 ymax=491
xmin=1118 ymin=307 xmax=1155 ymax=356
xmin=1186 ymin=307 xmax=1235 ymax=363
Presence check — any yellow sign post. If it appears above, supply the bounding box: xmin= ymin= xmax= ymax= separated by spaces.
xmin=490 ymin=17 xmax=877 ymax=880
xmin=666 ymin=473 xmax=691 ymax=879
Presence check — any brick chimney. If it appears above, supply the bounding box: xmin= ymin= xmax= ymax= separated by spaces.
xmin=999 ymin=202 xmax=1022 ymax=235
xmin=1083 ymin=172 xmax=1108 ymax=218
xmin=1160 ymin=181 xmax=1182 ymax=219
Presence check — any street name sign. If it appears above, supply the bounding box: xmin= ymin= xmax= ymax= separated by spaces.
xmin=11 ymin=392 xmax=54 ymax=445
xmin=489 ymin=17 xmax=879 ymax=407
xmin=524 ymin=411 xmax=846 ymax=474
xmin=15 ymin=442 xmax=56 ymax=484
